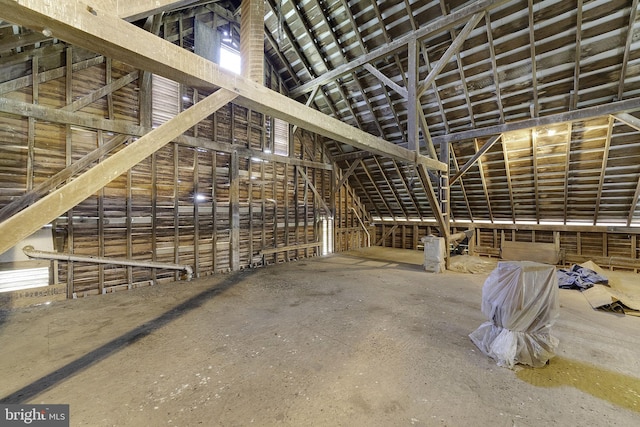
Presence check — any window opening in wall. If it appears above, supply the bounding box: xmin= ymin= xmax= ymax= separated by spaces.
xmin=273 ymin=118 xmax=289 ymax=156
xmin=220 ymin=44 xmax=241 ymax=75
xmin=321 ymin=216 xmax=334 ymax=256
xmin=151 ymin=74 xmax=180 ymax=128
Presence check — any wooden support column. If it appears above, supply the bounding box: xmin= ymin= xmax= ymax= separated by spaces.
xmin=439 ymin=141 xmax=450 ymax=230
xmin=65 ymin=46 xmax=74 ymax=298
xmin=230 ymin=150 xmax=240 ymax=271
xmin=240 ymin=0 xmax=264 ymax=84
xmin=407 ymin=37 xmax=419 ymax=153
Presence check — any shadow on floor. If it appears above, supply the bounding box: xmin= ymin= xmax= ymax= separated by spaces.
xmin=1 ymin=269 xmax=255 ymax=404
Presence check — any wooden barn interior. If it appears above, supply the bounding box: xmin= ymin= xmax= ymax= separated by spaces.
xmin=0 ymin=0 xmax=639 ymax=425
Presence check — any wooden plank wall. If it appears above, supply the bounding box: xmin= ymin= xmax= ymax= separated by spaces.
xmin=374 ymin=224 xmax=640 ymax=272
xmin=0 ymin=13 xmax=366 ymax=297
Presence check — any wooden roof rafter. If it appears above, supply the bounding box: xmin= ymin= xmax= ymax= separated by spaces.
xmin=449 ymin=146 xmax=474 ymax=222
xmin=290 ymin=0 xmax=510 ymax=97
xmin=372 ymin=157 xmax=410 ymax=219
xmin=593 ymin=116 xmax=615 ymax=225
xmin=563 ymin=122 xmax=573 ymax=225
xmin=474 ymin=138 xmax=494 ymax=223
xmin=617 ymin=0 xmax=639 ymax=101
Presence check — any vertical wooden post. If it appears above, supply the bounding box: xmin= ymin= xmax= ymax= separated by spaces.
xmin=126 ymin=165 xmax=133 ymax=285
xmin=212 ymin=151 xmax=218 ymax=272
xmin=284 ymin=165 xmax=290 ymax=261
xmin=173 ymin=143 xmax=180 ymax=280
xmin=230 ymin=150 xmax=240 ymax=270
xmin=65 ymin=47 xmax=74 ymax=298
xmin=407 ymin=37 xmax=419 ymax=152
xmin=151 ymin=151 xmax=158 ymax=284
xmin=27 ymin=56 xmax=38 ymax=191
xmin=97 ymin=131 xmax=105 ymax=294
xmin=193 ymin=149 xmax=200 ymax=277
xmin=240 ymin=0 xmax=265 ymax=83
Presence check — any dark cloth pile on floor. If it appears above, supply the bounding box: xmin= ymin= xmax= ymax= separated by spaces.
xmin=557 ymin=264 xmax=608 ymax=290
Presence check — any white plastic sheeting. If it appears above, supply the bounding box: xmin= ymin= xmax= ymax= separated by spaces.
xmin=469 ymin=261 xmax=559 ymax=369
xmin=422 ymin=236 xmax=445 ymax=273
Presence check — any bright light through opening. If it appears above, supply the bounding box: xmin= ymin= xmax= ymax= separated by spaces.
xmin=220 ymin=45 xmax=241 ymax=75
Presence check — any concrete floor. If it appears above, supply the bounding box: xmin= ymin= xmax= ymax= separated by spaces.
xmin=0 ymin=248 xmax=639 ymax=426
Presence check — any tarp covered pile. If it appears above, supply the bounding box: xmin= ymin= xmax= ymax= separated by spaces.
xmin=470 ymin=261 xmax=559 ymax=369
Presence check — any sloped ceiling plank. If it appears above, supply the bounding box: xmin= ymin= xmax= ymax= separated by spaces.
xmin=628 ymin=177 xmax=640 ymax=226
xmin=360 ymin=160 xmax=395 ymax=220
xmin=485 ymin=11 xmax=505 ymax=123
xmin=373 ymin=157 xmax=409 ymax=218
xmin=532 ymin=130 xmax=540 ymax=223
xmin=563 ymin=123 xmax=572 ymax=224
xmin=527 ymin=0 xmax=539 ymax=118
xmin=593 ymin=116 xmax=615 ymax=225
xmin=290 ymin=0 xmax=510 ymax=97
xmin=450 ymin=147 xmax=474 ymax=221
xmin=474 ymin=138 xmax=494 ymax=222
xmin=571 ymin=0 xmax=584 ymax=110
xmin=500 ymin=136 xmax=516 ymax=223
xmin=617 ymin=0 xmax=639 ymax=100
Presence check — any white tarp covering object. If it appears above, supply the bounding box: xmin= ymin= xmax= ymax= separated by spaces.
xmin=469 ymin=261 xmax=559 ymax=369
xmin=422 ymin=236 xmax=445 ymax=273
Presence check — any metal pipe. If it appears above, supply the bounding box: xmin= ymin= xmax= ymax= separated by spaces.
xmin=22 ymin=245 xmax=193 ymax=280
xmin=350 ymin=208 xmax=371 ymax=247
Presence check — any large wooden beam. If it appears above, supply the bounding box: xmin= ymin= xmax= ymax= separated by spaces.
xmin=433 ymin=97 xmax=640 ymax=145
xmin=417 ymin=12 xmax=484 ymax=97
xmin=449 ymin=135 xmax=502 ymax=185
xmin=0 ymin=89 xmax=237 ymax=256
xmin=90 ymin=0 xmax=201 ymax=20
xmin=0 ymin=0 xmax=446 ymax=172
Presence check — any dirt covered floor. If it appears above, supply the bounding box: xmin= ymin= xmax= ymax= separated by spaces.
xmin=1 ymin=248 xmax=639 ymax=426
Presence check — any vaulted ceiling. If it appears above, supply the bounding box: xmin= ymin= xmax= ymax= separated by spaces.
xmin=2 ymin=0 xmax=640 ymax=228
xmin=260 ymin=0 xmax=640 ymax=226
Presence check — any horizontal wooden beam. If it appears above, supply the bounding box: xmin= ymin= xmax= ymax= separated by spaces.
xmin=0 ymin=97 xmax=331 ymax=170
xmin=90 ymin=0 xmax=201 ymax=20
xmin=432 ymin=97 xmax=640 ymax=145
xmin=0 ymin=89 xmax=237 ymax=256
xmin=333 ymin=150 xmax=373 ymax=162
xmin=260 ymin=242 xmax=321 ymax=255
xmin=0 ymin=0 xmax=446 ymax=171
xmin=362 ymin=63 xmax=408 ymax=99
xmin=371 ymin=219 xmax=640 ymax=233
xmin=0 ymin=96 xmax=144 ymax=135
